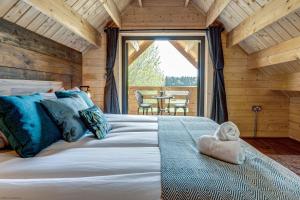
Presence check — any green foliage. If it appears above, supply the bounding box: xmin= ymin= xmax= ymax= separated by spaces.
xmin=128 ymin=44 xmax=164 ymax=86
xmin=165 ymin=76 xmax=197 ymax=86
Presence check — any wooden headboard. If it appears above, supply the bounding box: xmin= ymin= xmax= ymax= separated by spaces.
xmin=0 ymin=79 xmax=63 ymax=96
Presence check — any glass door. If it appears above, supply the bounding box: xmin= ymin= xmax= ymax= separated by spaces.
xmin=122 ymin=36 xmax=205 ymax=116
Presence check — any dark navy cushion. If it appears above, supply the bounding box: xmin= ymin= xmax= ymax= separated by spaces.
xmin=55 ymin=90 xmax=94 ymax=107
xmin=79 ymin=106 xmax=111 ymax=139
xmin=0 ymin=94 xmax=61 ymax=158
xmin=41 ymin=96 xmax=89 ymax=142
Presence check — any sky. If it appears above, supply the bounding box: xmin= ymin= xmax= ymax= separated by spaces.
xmin=155 ymin=41 xmax=198 ymax=77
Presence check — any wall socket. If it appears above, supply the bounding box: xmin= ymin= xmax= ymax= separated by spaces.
xmin=252 ymin=105 xmax=262 ymax=112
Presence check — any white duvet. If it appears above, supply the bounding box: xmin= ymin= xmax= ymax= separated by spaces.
xmin=0 ymin=115 xmax=161 ymax=200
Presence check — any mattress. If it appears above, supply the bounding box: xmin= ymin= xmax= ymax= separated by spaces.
xmin=0 ymin=114 xmax=161 ymax=200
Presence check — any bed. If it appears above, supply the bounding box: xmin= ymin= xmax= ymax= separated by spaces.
xmin=0 ymin=80 xmax=300 ymax=200
xmin=0 ymin=114 xmax=161 ymax=200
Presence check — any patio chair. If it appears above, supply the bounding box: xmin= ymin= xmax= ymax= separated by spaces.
xmin=174 ymin=91 xmax=190 ymax=116
xmin=135 ymin=90 xmax=153 ymax=115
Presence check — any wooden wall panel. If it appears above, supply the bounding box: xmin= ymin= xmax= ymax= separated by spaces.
xmin=222 ymin=33 xmax=289 ymax=137
xmin=0 ymin=19 xmax=82 ymax=88
xmin=284 ymin=72 xmax=300 ymax=91
xmin=271 ymin=67 xmax=300 ymax=141
xmin=0 ymin=19 xmax=81 ymax=64
xmin=289 ymin=97 xmax=300 ymax=141
xmin=82 ymin=31 xmax=290 ymax=137
xmin=82 ymin=34 xmax=106 ymax=108
xmin=82 ymin=0 xmax=206 ymax=109
xmin=82 ymin=6 xmax=291 ymax=138
xmin=121 ymin=0 xmax=206 ymax=30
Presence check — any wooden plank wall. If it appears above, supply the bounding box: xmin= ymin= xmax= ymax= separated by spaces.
xmin=82 ymin=33 xmax=106 ymax=108
xmin=275 ymin=72 xmax=300 ymax=141
xmin=289 ymin=97 xmax=300 ymax=141
xmin=82 ymin=0 xmax=207 ymax=109
xmin=222 ymin=33 xmax=289 ymax=137
xmin=82 ymin=2 xmax=291 ymax=138
xmin=0 ymin=19 xmax=82 ymax=88
xmin=121 ymin=0 xmax=206 ymax=30
xmin=83 ymin=32 xmax=290 ymax=137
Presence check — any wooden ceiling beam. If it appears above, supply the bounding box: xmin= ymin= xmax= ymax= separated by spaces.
xmin=170 ymin=41 xmax=197 ymax=68
xmin=138 ymin=0 xmax=143 ymax=7
xmin=248 ymin=36 xmax=300 ymax=69
xmin=22 ymin=0 xmax=100 ymax=47
xmin=0 ymin=0 xmax=18 ymax=17
xmin=206 ymin=0 xmax=231 ymax=27
xmin=184 ymin=0 xmax=190 ymax=7
xmin=228 ymin=0 xmax=300 ymax=47
xmin=129 ymin=41 xmax=153 ymax=65
xmin=130 ymin=41 xmax=140 ymax=52
xmin=99 ymin=0 xmax=121 ymax=27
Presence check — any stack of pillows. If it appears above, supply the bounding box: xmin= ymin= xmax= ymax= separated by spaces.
xmin=0 ymin=88 xmax=111 ymax=158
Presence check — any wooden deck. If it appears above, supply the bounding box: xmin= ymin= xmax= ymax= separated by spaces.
xmin=128 ymin=86 xmax=198 ymax=116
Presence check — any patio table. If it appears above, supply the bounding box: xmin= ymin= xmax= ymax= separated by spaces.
xmin=152 ymin=94 xmax=174 ymax=115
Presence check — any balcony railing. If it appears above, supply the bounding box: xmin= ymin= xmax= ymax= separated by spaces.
xmin=128 ymin=86 xmax=198 ymax=116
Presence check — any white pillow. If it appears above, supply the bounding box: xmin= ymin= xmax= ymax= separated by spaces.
xmin=0 ymin=130 xmax=8 ymax=149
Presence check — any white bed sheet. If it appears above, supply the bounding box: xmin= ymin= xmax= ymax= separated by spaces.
xmin=0 ymin=114 xmax=161 ymax=200
xmin=105 ymin=114 xmax=158 ymax=123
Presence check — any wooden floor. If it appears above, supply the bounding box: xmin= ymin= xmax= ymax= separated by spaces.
xmin=243 ymin=138 xmax=300 ymax=176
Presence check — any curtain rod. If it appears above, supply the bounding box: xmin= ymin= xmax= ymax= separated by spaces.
xmin=119 ymin=28 xmax=208 ymax=32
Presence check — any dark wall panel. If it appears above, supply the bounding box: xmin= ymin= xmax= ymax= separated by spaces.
xmin=0 ymin=19 xmax=82 ymax=88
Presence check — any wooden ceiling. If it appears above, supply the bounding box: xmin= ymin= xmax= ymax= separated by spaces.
xmin=0 ymin=0 xmax=131 ymax=52
xmin=194 ymin=0 xmax=300 ymax=76
xmin=0 ymin=0 xmax=299 ymax=75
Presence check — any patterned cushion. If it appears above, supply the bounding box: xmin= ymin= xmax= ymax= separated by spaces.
xmin=41 ymin=96 xmax=89 ymax=142
xmin=79 ymin=106 xmax=111 ymax=139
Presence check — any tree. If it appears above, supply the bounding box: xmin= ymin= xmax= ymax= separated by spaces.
xmin=165 ymin=76 xmax=197 ymax=86
xmin=128 ymin=44 xmax=164 ymax=86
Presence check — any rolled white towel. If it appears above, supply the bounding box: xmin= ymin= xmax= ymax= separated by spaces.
xmin=215 ymin=121 xmax=240 ymax=141
xmin=197 ymin=135 xmax=245 ymax=165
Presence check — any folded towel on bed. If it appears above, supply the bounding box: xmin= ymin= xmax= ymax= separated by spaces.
xmin=214 ymin=121 xmax=240 ymax=141
xmin=197 ymin=135 xmax=245 ymax=165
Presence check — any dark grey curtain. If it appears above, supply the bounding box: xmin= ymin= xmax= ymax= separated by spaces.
xmin=207 ymin=26 xmax=228 ymax=124
xmin=104 ymin=27 xmax=120 ymax=114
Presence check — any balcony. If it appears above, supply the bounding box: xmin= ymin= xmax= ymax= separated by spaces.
xmin=128 ymin=86 xmax=198 ymax=116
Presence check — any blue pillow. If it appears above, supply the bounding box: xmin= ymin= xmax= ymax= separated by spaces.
xmin=55 ymin=90 xmax=94 ymax=107
xmin=79 ymin=106 xmax=111 ymax=139
xmin=0 ymin=94 xmax=61 ymax=157
xmin=41 ymin=96 xmax=89 ymax=142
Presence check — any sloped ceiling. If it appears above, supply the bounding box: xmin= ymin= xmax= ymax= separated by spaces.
xmin=192 ymin=0 xmax=213 ymax=13
xmin=0 ymin=0 xmax=132 ymax=52
xmin=192 ymin=0 xmax=300 ymax=76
